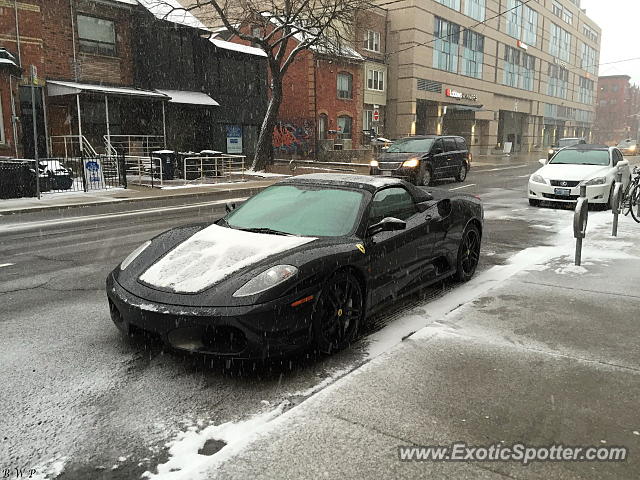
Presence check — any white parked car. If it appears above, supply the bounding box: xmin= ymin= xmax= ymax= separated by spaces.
xmin=528 ymin=145 xmax=631 ymax=208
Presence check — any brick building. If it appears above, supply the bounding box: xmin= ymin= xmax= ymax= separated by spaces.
xmin=594 ymin=75 xmax=640 ymax=145
xmin=0 ymin=0 xmax=267 ymax=159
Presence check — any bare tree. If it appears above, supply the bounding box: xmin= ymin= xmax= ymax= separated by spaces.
xmin=154 ymin=0 xmax=370 ymax=170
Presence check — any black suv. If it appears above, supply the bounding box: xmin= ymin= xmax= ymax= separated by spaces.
xmin=370 ymin=135 xmax=471 ymax=186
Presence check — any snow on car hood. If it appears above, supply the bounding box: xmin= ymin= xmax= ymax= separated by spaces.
xmin=537 ymin=163 xmax=611 ymax=181
xmin=139 ymin=224 xmax=316 ymax=293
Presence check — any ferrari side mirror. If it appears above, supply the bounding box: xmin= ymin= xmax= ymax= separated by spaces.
xmin=367 ymin=217 xmax=406 ymax=236
xmin=539 ymin=158 xmax=547 ymax=166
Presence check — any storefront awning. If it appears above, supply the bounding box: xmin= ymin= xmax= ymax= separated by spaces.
xmin=155 ymin=89 xmax=220 ymax=106
xmin=47 ymin=80 xmax=169 ymax=99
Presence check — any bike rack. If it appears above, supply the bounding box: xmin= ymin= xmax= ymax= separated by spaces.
xmin=573 ymin=184 xmax=588 ymax=266
xmin=612 ymin=172 xmax=623 ymax=237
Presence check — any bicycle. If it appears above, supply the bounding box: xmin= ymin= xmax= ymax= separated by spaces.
xmin=621 ymin=166 xmax=640 ymax=223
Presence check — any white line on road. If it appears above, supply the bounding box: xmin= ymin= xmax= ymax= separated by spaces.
xmin=475 ymin=164 xmax=529 ymax=172
xmin=449 ymin=184 xmax=477 ymax=191
xmin=0 ymin=263 xmax=14 ymax=268
xmin=517 ymin=174 xmax=533 ymax=178
xmin=0 ymin=197 xmax=248 ymax=233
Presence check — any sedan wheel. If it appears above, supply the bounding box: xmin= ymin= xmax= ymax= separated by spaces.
xmin=313 ymin=272 xmax=363 ymax=354
xmin=454 ymin=225 xmax=481 ymax=282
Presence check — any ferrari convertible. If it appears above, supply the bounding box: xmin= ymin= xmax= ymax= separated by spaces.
xmin=106 ymin=174 xmax=483 ymax=359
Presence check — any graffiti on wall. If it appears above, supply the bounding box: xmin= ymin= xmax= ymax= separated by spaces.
xmin=273 ymin=120 xmax=314 ymax=156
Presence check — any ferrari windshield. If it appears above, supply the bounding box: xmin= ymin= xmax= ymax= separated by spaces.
xmin=549 ymin=149 xmax=610 ymax=166
xmin=224 ymin=185 xmax=365 ymax=237
xmin=386 ymin=138 xmax=435 ymax=153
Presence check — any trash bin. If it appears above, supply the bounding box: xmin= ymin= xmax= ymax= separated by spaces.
xmin=152 ymin=150 xmax=175 ymax=180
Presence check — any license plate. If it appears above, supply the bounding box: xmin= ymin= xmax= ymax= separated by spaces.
xmin=381 ymin=171 xmax=392 ymax=176
xmin=554 ymin=188 xmax=571 ymax=196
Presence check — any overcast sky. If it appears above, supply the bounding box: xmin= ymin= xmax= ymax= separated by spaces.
xmin=581 ymin=0 xmax=640 ymax=84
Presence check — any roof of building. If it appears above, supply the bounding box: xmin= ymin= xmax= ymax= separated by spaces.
xmin=210 ymin=38 xmax=267 ymax=57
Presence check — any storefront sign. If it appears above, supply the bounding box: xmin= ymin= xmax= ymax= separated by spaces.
xmin=445 ymin=88 xmax=478 ymax=102
xmin=226 ymin=125 xmax=243 ymax=154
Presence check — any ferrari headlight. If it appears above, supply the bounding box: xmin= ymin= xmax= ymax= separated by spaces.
xmin=402 ymin=157 xmax=420 ymax=168
xmin=370 ymin=160 xmax=379 ymax=168
xmin=120 ymin=241 xmax=151 ymax=270
xmin=233 ymin=265 xmax=298 ymax=297
xmin=584 ymin=176 xmax=607 ymax=186
xmin=530 ymin=174 xmax=546 ymax=184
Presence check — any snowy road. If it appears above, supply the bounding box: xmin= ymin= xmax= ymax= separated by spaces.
xmin=0 ymin=155 xmax=578 ymax=479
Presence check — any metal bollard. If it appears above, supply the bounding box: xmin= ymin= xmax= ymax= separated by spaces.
xmin=612 ymin=172 xmax=623 ymax=237
xmin=573 ymin=184 xmax=589 ymax=266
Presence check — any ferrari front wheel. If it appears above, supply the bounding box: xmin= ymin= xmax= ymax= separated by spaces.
xmin=454 ymin=225 xmax=481 ymax=282
xmin=313 ymin=271 xmax=363 ymax=354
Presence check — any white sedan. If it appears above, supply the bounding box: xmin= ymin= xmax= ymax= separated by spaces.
xmin=528 ymin=145 xmax=631 ymax=208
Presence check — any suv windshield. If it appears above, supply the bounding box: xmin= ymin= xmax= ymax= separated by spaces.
xmin=386 ymin=138 xmax=435 ymax=153
xmin=225 ymin=185 xmax=365 ymax=237
xmin=549 ymin=149 xmax=610 ymax=166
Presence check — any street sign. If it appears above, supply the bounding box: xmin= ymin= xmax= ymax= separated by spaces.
xmin=226 ymin=125 xmax=243 ymax=154
xmin=373 ymin=110 xmax=380 ymax=122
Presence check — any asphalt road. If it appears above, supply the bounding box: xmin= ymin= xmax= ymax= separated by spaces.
xmin=0 ymin=154 xmax=581 ymax=479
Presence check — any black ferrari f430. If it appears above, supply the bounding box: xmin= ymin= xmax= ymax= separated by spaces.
xmin=106 ymin=174 xmax=483 ymax=359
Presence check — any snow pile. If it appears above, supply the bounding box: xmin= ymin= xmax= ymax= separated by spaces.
xmin=139 ymin=225 xmax=315 ymax=293
xmin=31 ymin=457 xmax=67 ymax=480
xmin=142 ymin=403 xmax=289 ymax=480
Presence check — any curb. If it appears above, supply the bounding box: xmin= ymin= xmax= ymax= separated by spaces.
xmin=0 ymin=185 xmax=272 ymax=216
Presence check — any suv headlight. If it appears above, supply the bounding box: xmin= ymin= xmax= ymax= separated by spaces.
xmin=120 ymin=241 xmax=151 ymax=270
xmin=402 ymin=158 xmax=419 ymax=168
xmin=233 ymin=265 xmax=298 ymax=297
xmin=370 ymin=160 xmax=379 ymax=168
xmin=583 ymin=177 xmax=607 ymax=186
xmin=548 ymin=149 xmax=555 ymax=155
xmin=530 ymin=174 xmax=546 ymax=184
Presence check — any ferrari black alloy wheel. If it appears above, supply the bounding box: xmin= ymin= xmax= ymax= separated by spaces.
xmin=455 ymin=225 xmax=481 ymax=282
xmin=313 ymin=271 xmax=363 ymax=354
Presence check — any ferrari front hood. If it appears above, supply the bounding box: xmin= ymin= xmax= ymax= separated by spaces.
xmin=139 ymin=224 xmax=316 ymax=294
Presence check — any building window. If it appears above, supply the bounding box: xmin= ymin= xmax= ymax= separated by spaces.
xmin=521 ymin=54 xmax=535 ymax=91
xmin=503 ymin=46 xmax=535 ymax=91
xmin=337 ymin=72 xmax=353 ymax=99
xmin=464 ymin=0 xmax=485 ymax=21
xmin=552 ymin=1 xmax=573 ymax=25
xmin=337 ymin=115 xmax=352 ymax=139
xmin=435 ymin=0 xmax=460 ymax=10
xmin=433 ymin=17 xmax=460 ymax=73
xmin=583 ymin=24 xmax=598 ymax=43
xmin=503 ymin=46 xmax=521 ymax=88
xmin=549 ymin=22 xmax=571 ymax=62
xmin=578 ymin=76 xmax=594 ymax=104
xmin=318 ymin=113 xmax=328 ymax=140
xmin=0 ymin=92 xmax=5 ymax=144
xmin=580 ymin=43 xmax=597 ymax=75
xmin=77 ymin=15 xmax=116 ymax=56
xmin=364 ymin=30 xmax=381 ymax=52
xmin=461 ymin=30 xmax=484 ymax=79
xmin=367 ymin=69 xmax=384 ymax=91
xmin=522 ymin=6 xmax=538 ymax=46
xmin=506 ymin=1 xmax=537 ymax=44
xmin=548 ymin=63 xmax=569 ymax=99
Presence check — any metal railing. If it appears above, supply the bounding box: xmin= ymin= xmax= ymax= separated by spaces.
xmin=182 ymin=155 xmax=246 ymax=183
xmin=123 ymin=155 xmax=164 ymax=187
xmin=49 ymin=135 xmax=99 ymax=158
xmin=104 ymin=135 xmax=165 ymax=158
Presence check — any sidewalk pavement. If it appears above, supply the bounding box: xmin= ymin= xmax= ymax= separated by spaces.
xmin=207 ymin=212 xmax=640 ymax=479
xmin=0 ymin=179 xmax=279 ymax=216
